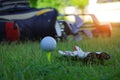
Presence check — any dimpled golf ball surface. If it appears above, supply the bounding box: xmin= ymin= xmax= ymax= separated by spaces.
xmin=40 ymin=36 xmax=57 ymax=51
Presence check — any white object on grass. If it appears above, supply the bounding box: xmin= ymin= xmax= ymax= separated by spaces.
xmin=74 ymin=46 xmax=87 ymax=58
xmin=40 ymin=36 xmax=57 ymax=51
xmin=58 ymin=46 xmax=89 ymax=58
xmin=58 ymin=50 xmax=78 ymax=57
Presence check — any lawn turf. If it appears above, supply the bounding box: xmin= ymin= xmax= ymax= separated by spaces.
xmin=0 ymin=27 xmax=120 ymax=80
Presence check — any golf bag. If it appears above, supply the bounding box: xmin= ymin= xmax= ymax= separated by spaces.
xmin=0 ymin=1 xmax=58 ymax=41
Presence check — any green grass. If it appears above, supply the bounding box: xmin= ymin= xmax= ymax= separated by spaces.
xmin=0 ymin=27 xmax=120 ymax=80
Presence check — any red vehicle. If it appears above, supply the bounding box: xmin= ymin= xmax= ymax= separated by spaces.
xmin=58 ymin=14 xmax=112 ymax=39
xmin=80 ymin=14 xmax=112 ymax=37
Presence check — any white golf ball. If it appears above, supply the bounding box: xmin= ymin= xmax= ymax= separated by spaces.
xmin=40 ymin=36 xmax=57 ymax=51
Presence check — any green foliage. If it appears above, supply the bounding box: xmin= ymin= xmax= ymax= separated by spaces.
xmin=29 ymin=0 xmax=89 ymax=11
xmin=69 ymin=0 xmax=89 ymax=9
xmin=29 ymin=0 xmax=65 ymax=10
xmin=0 ymin=27 xmax=120 ymax=80
xmin=29 ymin=0 xmax=37 ymax=8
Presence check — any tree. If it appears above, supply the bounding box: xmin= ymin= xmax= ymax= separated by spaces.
xmin=68 ymin=0 xmax=89 ymax=13
xmin=29 ymin=0 xmax=89 ymax=13
xmin=29 ymin=0 xmax=65 ymax=10
xmin=29 ymin=0 xmax=37 ymax=8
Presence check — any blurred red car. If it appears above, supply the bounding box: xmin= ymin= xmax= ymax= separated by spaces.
xmin=58 ymin=14 xmax=112 ymax=38
xmin=79 ymin=14 xmax=112 ymax=37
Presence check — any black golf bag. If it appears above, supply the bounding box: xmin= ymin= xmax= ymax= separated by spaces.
xmin=0 ymin=1 xmax=58 ymax=41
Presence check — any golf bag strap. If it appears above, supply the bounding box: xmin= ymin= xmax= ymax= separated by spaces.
xmin=5 ymin=21 xmax=20 ymax=41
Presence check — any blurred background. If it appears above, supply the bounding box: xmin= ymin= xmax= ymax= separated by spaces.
xmin=29 ymin=0 xmax=120 ymax=27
